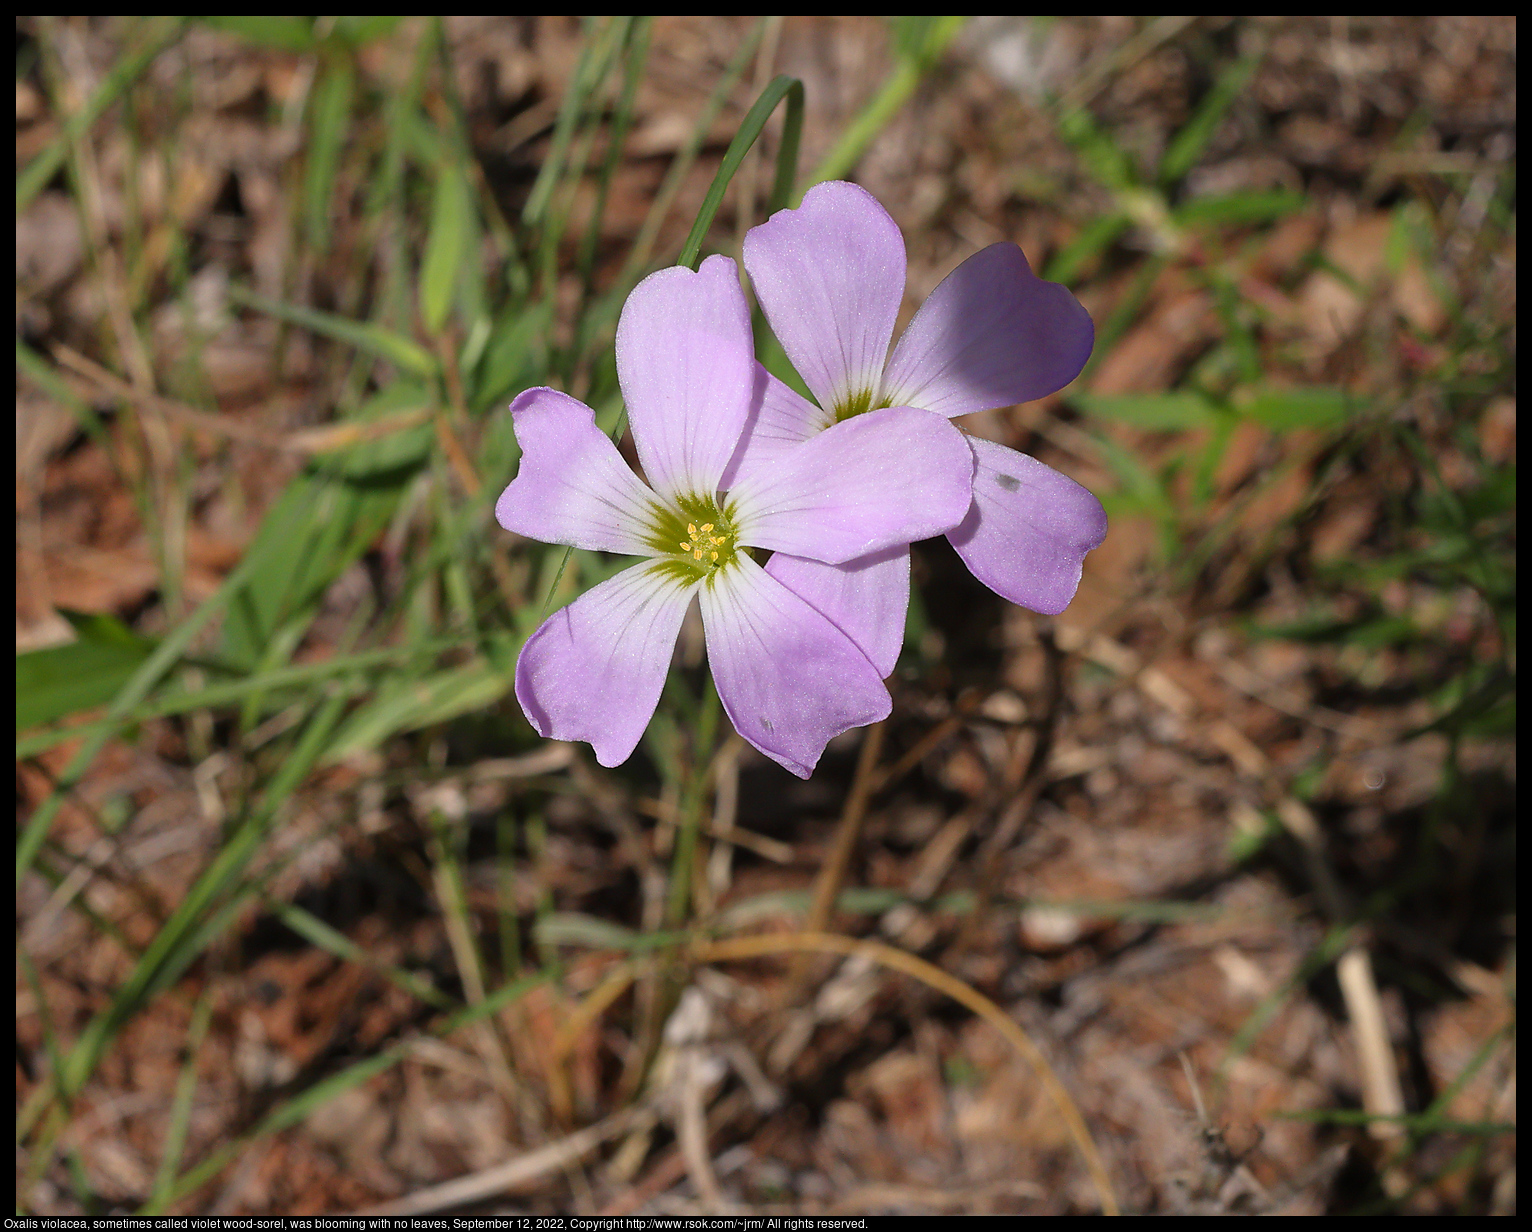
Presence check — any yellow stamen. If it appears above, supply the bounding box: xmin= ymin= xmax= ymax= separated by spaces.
xmin=673 ymin=512 xmax=733 ymax=571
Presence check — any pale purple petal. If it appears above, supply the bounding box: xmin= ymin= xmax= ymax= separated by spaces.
xmin=718 ymin=363 xmax=834 ymax=492
xmin=743 ymin=180 xmax=905 ymax=416
xmin=515 ymin=561 xmax=698 ymax=768
xmin=729 ymin=407 xmax=974 ymax=564
xmin=947 ymin=436 xmax=1107 ymax=615
xmin=881 ymin=243 xmax=1094 ymax=418
xmin=614 ymin=254 xmax=754 ymax=500
xmin=496 ymin=387 xmax=659 ymax=554
xmin=765 ymin=544 xmax=910 ymax=679
xmin=701 ymin=555 xmax=890 ymax=777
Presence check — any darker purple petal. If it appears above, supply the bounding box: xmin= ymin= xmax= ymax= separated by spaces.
xmin=947 ymin=436 xmax=1107 ymax=615
xmin=882 ymin=244 xmax=1094 ymax=417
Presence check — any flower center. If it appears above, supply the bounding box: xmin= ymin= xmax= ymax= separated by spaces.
xmin=832 ymin=387 xmax=893 ymax=423
xmin=679 ymin=521 xmax=731 ymax=564
xmin=646 ymin=493 xmax=741 ymax=584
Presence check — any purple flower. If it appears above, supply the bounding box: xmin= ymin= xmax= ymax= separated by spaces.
xmin=728 ymin=181 xmax=1108 ymax=676
xmin=496 ymin=255 xmax=974 ymax=777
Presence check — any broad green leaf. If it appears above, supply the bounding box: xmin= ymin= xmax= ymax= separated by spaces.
xmin=331 ymin=15 xmax=408 ymax=46
xmin=229 ymin=285 xmax=437 ymax=378
xmin=1239 ymin=387 xmax=1354 ymax=431
xmin=219 ymin=419 xmax=428 ymax=671
xmin=1073 ymin=390 xmax=1220 ymax=430
xmin=419 ymin=163 xmax=472 ymax=336
xmin=16 ymin=615 xmax=155 ymax=731
xmin=321 ymin=652 xmax=519 ymax=763
xmin=1173 ymin=189 xmax=1306 ymax=229
xmin=1056 ymin=106 xmax=1139 ymax=192
xmin=474 ymin=300 xmax=552 ymax=412
xmin=198 ymin=16 xmax=316 ymax=51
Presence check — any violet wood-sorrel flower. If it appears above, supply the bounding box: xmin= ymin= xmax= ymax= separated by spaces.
xmin=726 ymin=180 xmax=1108 ymax=676
xmin=496 ymin=256 xmax=974 ymax=777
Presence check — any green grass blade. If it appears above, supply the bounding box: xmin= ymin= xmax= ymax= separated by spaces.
xmin=1239 ymin=386 xmax=1355 ymax=431
xmin=52 ymin=691 xmax=352 ymax=1101
xmin=15 ymin=636 xmax=470 ymax=760
xmin=1072 ymin=390 xmax=1221 ymax=431
xmin=303 ymin=54 xmax=356 ymax=254
xmin=766 ymin=69 xmax=805 ymax=215
xmin=1172 ymin=188 xmax=1305 ymax=228
xmin=321 ymin=653 xmax=519 ymax=763
xmin=16 ymin=338 xmax=116 ymax=460
xmin=17 ymin=17 xmax=186 ymax=212
xmin=198 ymin=16 xmax=316 ymax=52
xmin=578 ymin=17 xmax=652 ymax=293
xmin=228 ymin=285 xmax=438 ymax=378
xmin=677 ymin=74 xmax=807 ymax=271
xmin=1158 ymin=47 xmax=1265 ymax=187
xmin=1044 ymin=214 xmax=1131 ymax=285
xmin=1055 ymin=103 xmax=1141 ymax=193
xmin=620 ymin=20 xmax=767 ymax=281
xmin=15 ymin=501 xmax=311 ymax=891
xmin=266 ymin=898 xmax=454 ymax=1010
xmin=419 ymin=158 xmax=473 ymax=336
xmin=521 ymin=16 xmax=617 ymax=228
xmin=806 ymin=15 xmax=966 ymax=190
xmin=148 ymin=982 xmax=217 ymax=1207
xmin=144 ymin=970 xmax=550 ymax=1213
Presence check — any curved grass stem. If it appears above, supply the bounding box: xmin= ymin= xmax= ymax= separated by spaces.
xmin=695 ymin=930 xmax=1120 ymax=1216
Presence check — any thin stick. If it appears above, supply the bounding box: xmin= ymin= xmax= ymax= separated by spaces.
xmin=360 ymin=1107 xmax=646 ymax=1216
xmin=788 ymin=721 xmax=885 ymax=993
xmin=52 ymin=343 xmax=431 ymax=454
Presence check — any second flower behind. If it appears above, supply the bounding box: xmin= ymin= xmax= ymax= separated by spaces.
xmin=496 ymin=255 xmax=974 ymax=777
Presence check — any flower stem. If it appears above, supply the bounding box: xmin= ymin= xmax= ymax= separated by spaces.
xmin=665 ymin=675 xmax=722 ymax=927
